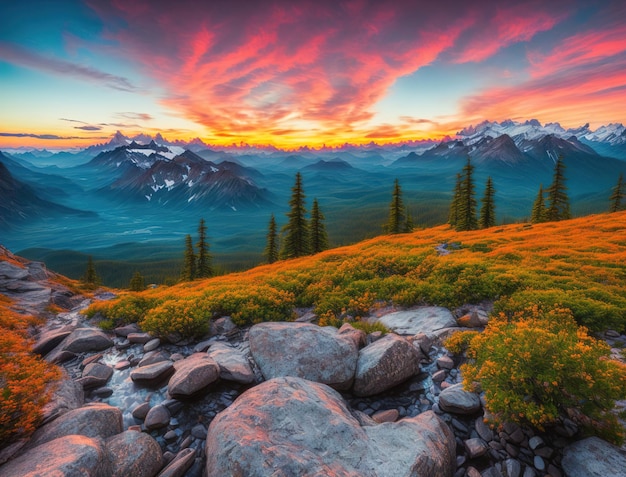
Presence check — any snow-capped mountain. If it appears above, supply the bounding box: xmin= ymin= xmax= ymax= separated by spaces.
xmin=87 ymin=145 xmax=269 ymax=210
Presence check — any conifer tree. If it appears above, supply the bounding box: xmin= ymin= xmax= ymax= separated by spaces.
xmin=281 ymin=172 xmax=310 ymax=258
xmin=310 ymin=199 xmax=329 ymax=253
xmin=448 ymin=173 xmax=462 ymax=227
xmin=196 ymin=218 xmax=213 ymax=278
xmin=384 ymin=178 xmax=405 ymax=234
xmin=181 ymin=234 xmax=196 ymax=281
xmin=404 ymin=208 xmax=414 ymax=233
xmin=609 ymin=173 xmax=625 ymax=212
xmin=479 ymin=176 xmax=496 ymax=229
xmin=265 ymin=214 xmax=279 ymax=264
xmin=457 ymin=157 xmax=478 ymax=231
xmin=82 ymin=255 xmax=100 ymax=288
xmin=546 ymin=155 xmax=571 ymax=221
xmin=129 ymin=271 xmax=145 ymax=291
xmin=531 ymin=185 xmax=547 ymax=223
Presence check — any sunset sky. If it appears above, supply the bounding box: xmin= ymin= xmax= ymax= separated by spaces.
xmin=1 ymin=0 xmax=625 ymax=149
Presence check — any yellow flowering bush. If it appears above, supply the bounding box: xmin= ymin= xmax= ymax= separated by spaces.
xmin=461 ymin=306 xmax=626 ymax=444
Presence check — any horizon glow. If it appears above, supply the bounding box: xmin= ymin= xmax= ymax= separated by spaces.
xmin=1 ymin=0 xmax=625 ymax=150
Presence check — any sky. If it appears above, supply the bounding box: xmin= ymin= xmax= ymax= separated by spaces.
xmin=1 ymin=0 xmax=625 ymax=149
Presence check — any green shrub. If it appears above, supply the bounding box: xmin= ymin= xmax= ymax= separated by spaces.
xmin=461 ymin=306 xmax=626 ymax=444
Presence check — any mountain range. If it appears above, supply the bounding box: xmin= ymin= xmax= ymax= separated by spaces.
xmin=1 ymin=118 xmax=625 ymax=284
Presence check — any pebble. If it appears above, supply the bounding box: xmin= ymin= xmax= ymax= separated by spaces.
xmin=534 ymin=455 xmax=545 ymax=471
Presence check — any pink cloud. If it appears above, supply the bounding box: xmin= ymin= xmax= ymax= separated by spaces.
xmin=85 ymin=0 xmax=569 ymax=143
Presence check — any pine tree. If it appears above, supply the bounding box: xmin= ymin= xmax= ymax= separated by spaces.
xmin=129 ymin=271 xmax=145 ymax=291
xmin=196 ymin=218 xmax=213 ymax=278
xmin=82 ymin=255 xmax=100 ymax=288
xmin=404 ymin=208 xmax=414 ymax=233
xmin=384 ymin=178 xmax=405 ymax=234
xmin=479 ymin=176 xmax=496 ymax=229
xmin=281 ymin=172 xmax=310 ymax=258
xmin=531 ymin=185 xmax=547 ymax=223
xmin=546 ymin=155 xmax=570 ymax=221
xmin=310 ymin=199 xmax=329 ymax=253
xmin=181 ymin=234 xmax=196 ymax=281
xmin=457 ymin=157 xmax=478 ymax=231
xmin=265 ymin=214 xmax=279 ymax=263
xmin=609 ymin=173 xmax=625 ymax=212
xmin=448 ymin=173 xmax=462 ymax=227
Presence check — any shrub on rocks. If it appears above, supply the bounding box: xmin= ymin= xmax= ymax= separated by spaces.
xmin=460 ymin=305 xmax=626 ymax=444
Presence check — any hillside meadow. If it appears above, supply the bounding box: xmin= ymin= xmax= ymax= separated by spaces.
xmin=88 ymin=211 xmax=626 ymax=337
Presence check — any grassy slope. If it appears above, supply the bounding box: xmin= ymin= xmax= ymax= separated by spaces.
xmin=91 ymin=211 xmax=626 ymax=334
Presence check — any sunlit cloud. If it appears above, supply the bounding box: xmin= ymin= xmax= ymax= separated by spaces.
xmin=0 ymin=132 xmax=108 ymax=140
xmin=115 ymin=112 xmax=153 ymax=121
xmin=0 ymin=43 xmax=138 ymax=92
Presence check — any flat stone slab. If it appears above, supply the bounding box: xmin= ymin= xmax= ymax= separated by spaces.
xmin=377 ymin=307 xmax=458 ymax=335
xmin=562 ymin=437 xmax=626 ymax=477
xmin=130 ymin=360 xmax=174 ymax=385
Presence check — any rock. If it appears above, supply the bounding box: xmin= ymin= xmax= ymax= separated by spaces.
xmin=464 ymin=437 xmax=489 ymax=459
xmin=106 ymin=430 xmax=162 ymax=477
xmin=143 ymin=338 xmax=161 ymax=352
xmin=372 ymin=409 xmax=399 ymax=423
xmin=528 ymin=436 xmax=543 ymax=450
xmin=207 ymin=342 xmax=254 ymax=384
xmin=128 ymin=332 xmax=153 ymax=344
xmin=132 ymin=402 xmax=152 ymax=420
xmin=353 ymin=333 xmax=420 ymax=397
xmin=24 ymin=403 xmax=123 ymax=451
xmin=205 ymin=377 xmax=456 ymax=477
xmin=32 ymin=325 xmax=74 ymax=355
xmin=438 ymin=383 xmax=481 ymax=414
xmin=533 ymin=455 xmax=545 ymax=471
xmin=167 ymin=353 xmax=220 ymax=398
xmin=561 ymin=437 xmax=626 ymax=477
xmin=437 ymin=355 xmax=454 ymax=369
xmin=138 ymin=350 xmax=171 ymax=367
xmin=475 ymin=416 xmax=494 ymax=442
xmin=338 ymin=322 xmax=367 ymax=348
xmin=411 ymin=333 xmax=433 ymax=355
xmin=83 ymin=362 xmax=113 ymax=382
xmin=503 ymin=459 xmax=522 ymax=477
xmin=0 ymin=435 xmax=111 ymax=477
xmin=40 ymin=374 xmax=84 ymax=425
xmin=376 ymin=306 xmax=457 ymax=335
xmin=210 ymin=316 xmax=237 ymax=335
xmin=456 ymin=313 xmax=483 ymax=328
xmin=432 ymin=369 xmax=447 ymax=382
xmin=249 ymin=322 xmax=358 ymax=390
xmin=114 ymin=323 xmax=141 ymax=337
xmin=144 ymin=404 xmax=171 ymax=430
xmin=130 ymin=360 xmax=174 ymax=386
xmin=59 ymin=328 xmax=114 ymax=353
xmin=114 ymin=360 xmax=131 ymax=370
xmin=605 ymin=329 xmax=621 ymax=338
xmin=158 ymin=448 xmax=196 ymax=477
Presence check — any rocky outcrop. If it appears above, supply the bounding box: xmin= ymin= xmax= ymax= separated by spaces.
xmin=167 ymin=353 xmax=220 ymax=398
xmin=205 ymin=376 xmax=456 ymax=477
xmin=353 ymin=333 xmax=421 ymax=396
xmin=561 ymin=437 xmax=626 ymax=477
xmin=377 ymin=306 xmax=457 ymax=336
xmin=249 ymin=322 xmax=358 ymax=389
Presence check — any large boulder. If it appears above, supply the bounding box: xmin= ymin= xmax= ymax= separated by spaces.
xmin=377 ymin=307 xmax=457 ymax=336
xmin=57 ymin=328 xmax=114 ymax=353
xmin=32 ymin=325 xmax=75 ymax=356
xmin=438 ymin=383 xmax=482 ymax=415
xmin=106 ymin=430 xmax=162 ymax=477
xmin=207 ymin=342 xmax=255 ymax=384
xmin=130 ymin=360 xmax=175 ymax=386
xmin=0 ymin=435 xmax=111 ymax=477
xmin=167 ymin=353 xmax=220 ymax=398
xmin=25 ymin=402 xmax=123 ymax=450
xmin=205 ymin=376 xmax=456 ymax=477
xmin=561 ymin=437 xmax=626 ymax=477
xmin=353 ymin=333 xmax=421 ymax=397
xmin=249 ymin=322 xmax=358 ymax=389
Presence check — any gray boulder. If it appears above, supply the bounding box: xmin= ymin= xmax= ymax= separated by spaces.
xmin=377 ymin=307 xmax=457 ymax=335
xmin=0 ymin=435 xmax=111 ymax=477
xmin=353 ymin=333 xmax=420 ymax=397
xmin=438 ymin=383 xmax=481 ymax=414
xmin=130 ymin=361 xmax=175 ymax=386
xmin=106 ymin=430 xmax=162 ymax=477
xmin=25 ymin=402 xmax=123 ymax=450
xmin=205 ymin=376 xmax=456 ymax=477
xmin=207 ymin=342 xmax=255 ymax=384
xmin=144 ymin=404 xmax=171 ymax=430
xmin=562 ymin=437 xmax=626 ymax=477
xmin=249 ymin=322 xmax=358 ymax=389
xmin=167 ymin=353 xmax=220 ymax=398
xmin=32 ymin=325 xmax=75 ymax=356
xmin=59 ymin=328 xmax=114 ymax=353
